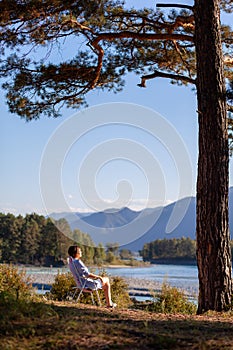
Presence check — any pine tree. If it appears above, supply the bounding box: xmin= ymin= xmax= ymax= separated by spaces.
xmin=0 ymin=0 xmax=232 ymax=312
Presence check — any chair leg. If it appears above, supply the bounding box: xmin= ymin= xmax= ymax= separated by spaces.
xmin=76 ymin=289 xmax=83 ymax=303
xmin=71 ymin=286 xmax=101 ymax=306
xmin=90 ymin=292 xmax=95 ymax=305
xmin=72 ymin=288 xmax=78 ymax=299
xmin=96 ymin=290 xmax=101 ymax=306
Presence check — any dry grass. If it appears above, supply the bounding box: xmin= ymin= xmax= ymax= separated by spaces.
xmin=1 ymin=300 xmax=233 ymax=350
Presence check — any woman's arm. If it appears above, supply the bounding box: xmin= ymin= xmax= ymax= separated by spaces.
xmin=88 ymin=272 xmax=104 ymax=282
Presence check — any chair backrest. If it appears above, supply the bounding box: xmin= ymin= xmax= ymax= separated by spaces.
xmin=67 ymin=256 xmax=83 ymax=288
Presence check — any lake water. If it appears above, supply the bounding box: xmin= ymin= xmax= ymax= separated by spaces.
xmin=25 ymin=263 xmax=199 ymax=296
xmin=106 ymin=264 xmax=198 ymax=294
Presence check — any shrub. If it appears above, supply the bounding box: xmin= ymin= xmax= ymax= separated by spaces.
xmin=49 ymin=272 xmax=76 ymax=301
xmin=0 ymin=264 xmax=35 ymax=301
xmin=147 ymin=282 xmax=197 ymax=315
xmin=0 ymin=264 xmax=57 ymax=335
xmin=110 ymin=276 xmax=132 ymax=308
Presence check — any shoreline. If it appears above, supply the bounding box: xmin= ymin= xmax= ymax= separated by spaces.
xmin=31 ymin=276 xmax=165 ymax=298
xmin=30 ymin=272 xmax=198 ymax=299
xmin=29 ymin=273 xmax=163 ymax=291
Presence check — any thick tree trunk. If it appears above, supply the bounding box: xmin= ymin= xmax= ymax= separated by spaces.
xmin=194 ymin=0 xmax=232 ymax=313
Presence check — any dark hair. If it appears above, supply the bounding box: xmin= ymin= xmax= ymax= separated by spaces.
xmin=68 ymin=245 xmax=80 ymax=258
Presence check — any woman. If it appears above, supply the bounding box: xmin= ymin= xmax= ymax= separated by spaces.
xmin=68 ymin=245 xmax=116 ymax=308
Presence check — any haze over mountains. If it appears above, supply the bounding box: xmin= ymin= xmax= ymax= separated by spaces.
xmin=50 ymin=187 xmax=233 ymax=251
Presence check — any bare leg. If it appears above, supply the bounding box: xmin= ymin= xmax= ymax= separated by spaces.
xmin=101 ymin=276 xmax=112 ymax=307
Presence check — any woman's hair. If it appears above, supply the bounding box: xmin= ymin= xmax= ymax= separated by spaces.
xmin=68 ymin=245 xmax=80 ymax=258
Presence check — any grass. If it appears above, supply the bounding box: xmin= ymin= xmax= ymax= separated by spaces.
xmin=1 ymin=300 xmax=233 ymax=350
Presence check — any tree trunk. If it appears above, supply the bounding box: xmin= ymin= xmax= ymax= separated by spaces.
xmin=194 ymin=0 xmax=232 ymax=313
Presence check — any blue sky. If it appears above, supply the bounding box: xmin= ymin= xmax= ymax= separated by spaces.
xmin=1 ymin=0 xmax=233 ymax=216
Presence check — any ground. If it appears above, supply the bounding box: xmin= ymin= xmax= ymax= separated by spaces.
xmin=1 ymin=301 xmax=233 ymax=350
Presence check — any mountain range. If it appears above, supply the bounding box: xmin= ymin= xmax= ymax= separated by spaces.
xmin=50 ymin=187 xmax=233 ymax=251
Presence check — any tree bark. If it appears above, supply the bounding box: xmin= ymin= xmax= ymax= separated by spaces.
xmin=194 ymin=0 xmax=232 ymax=313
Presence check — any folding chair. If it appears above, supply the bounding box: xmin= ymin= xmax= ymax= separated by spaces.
xmin=67 ymin=256 xmax=102 ymax=306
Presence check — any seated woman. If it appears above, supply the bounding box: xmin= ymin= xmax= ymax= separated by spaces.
xmin=68 ymin=245 xmax=116 ymax=308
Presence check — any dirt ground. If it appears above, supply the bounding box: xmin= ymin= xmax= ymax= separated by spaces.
xmin=1 ymin=301 xmax=233 ymax=350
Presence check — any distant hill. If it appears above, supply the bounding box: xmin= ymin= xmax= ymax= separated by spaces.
xmin=49 ymin=211 xmax=90 ymax=224
xmin=49 ymin=187 xmax=233 ymax=251
xmin=79 ymin=207 xmax=140 ymax=228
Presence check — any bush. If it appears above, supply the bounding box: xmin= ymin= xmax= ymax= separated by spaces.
xmin=110 ymin=276 xmax=132 ymax=308
xmin=147 ymin=282 xmax=197 ymax=315
xmin=49 ymin=271 xmax=76 ymax=301
xmin=0 ymin=264 xmax=35 ymax=301
xmin=0 ymin=264 xmax=57 ymax=335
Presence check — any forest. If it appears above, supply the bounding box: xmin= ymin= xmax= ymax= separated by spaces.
xmin=2 ymin=212 xmax=232 ymax=266
xmin=140 ymin=237 xmax=233 ymax=263
xmin=0 ymin=212 xmax=107 ymax=266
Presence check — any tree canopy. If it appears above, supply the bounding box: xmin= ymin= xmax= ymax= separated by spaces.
xmin=0 ymin=212 xmax=103 ymax=266
xmin=0 ymin=0 xmax=232 ymax=119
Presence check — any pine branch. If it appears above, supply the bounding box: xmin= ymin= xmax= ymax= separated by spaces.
xmin=92 ymin=31 xmax=194 ymax=46
xmin=171 ymin=40 xmax=193 ymax=77
xmin=87 ymin=41 xmax=104 ymax=90
xmin=137 ymin=70 xmax=196 ymax=87
xmin=156 ymin=3 xmax=194 ymax=11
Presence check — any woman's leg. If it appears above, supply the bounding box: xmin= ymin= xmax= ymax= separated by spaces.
xmin=101 ymin=276 xmax=113 ymax=307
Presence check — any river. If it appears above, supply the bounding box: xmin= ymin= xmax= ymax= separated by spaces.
xmin=25 ymin=263 xmax=199 ymax=298
xmin=106 ymin=264 xmax=198 ymax=294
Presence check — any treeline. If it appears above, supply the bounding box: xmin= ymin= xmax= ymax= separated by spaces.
xmin=140 ymin=237 xmax=197 ymax=263
xmin=140 ymin=237 xmax=233 ymax=263
xmin=3 ymin=212 xmax=232 ymax=266
xmin=0 ymin=213 xmax=107 ymax=266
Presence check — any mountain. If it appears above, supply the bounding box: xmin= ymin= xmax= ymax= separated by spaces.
xmin=49 ymin=211 xmax=91 ymax=224
xmin=79 ymin=207 xmax=140 ymax=228
xmin=49 ymin=187 xmax=233 ymax=251
xmin=123 ymin=197 xmax=196 ymax=251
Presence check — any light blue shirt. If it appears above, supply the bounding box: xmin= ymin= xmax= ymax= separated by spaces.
xmin=68 ymin=257 xmax=102 ymax=290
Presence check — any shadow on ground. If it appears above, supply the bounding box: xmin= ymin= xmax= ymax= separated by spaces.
xmin=1 ymin=302 xmax=233 ymax=350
